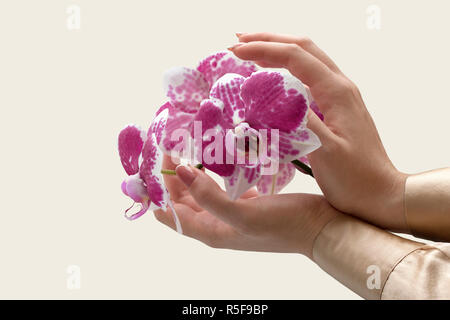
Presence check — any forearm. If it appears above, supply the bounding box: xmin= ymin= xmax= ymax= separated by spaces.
xmin=312 ymin=214 xmax=424 ymax=299
xmin=311 ymin=213 xmax=450 ymax=299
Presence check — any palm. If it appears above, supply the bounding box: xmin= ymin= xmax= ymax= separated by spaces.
xmin=154 ymin=155 xmax=329 ymax=255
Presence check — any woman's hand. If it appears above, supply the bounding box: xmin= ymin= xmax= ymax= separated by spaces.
xmin=154 ymin=156 xmax=339 ymax=258
xmin=231 ymin=32 xmax=408 ymax=232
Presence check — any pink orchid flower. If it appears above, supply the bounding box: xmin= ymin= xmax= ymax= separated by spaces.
xmin=193 ymin=71 xmax=322 ymax=199
xmin=160 ymin=56 xmax=322 ymax=199
xmin=118 ymin=106 xmax=182 ymax=231
xmin=159 ymin=51 xmax=258 ymax=154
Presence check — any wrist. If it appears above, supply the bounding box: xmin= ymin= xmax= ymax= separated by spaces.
xmin=311 ymin=214 xmax=424 ymax=299
xmin=380 ymin=169 xmax=410 ymax=233
xmin=404 ymin=168 xmax=450 ymax=241
xmin=303 ymin=197 xmax=341 ymax=260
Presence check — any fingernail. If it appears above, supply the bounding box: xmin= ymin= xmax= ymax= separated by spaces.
xmin=176 ymin=164 xmax=196 ymax=187
xmin=227 ymin=43 xmax=244 ymax=51
xmin=235 ymin=32 xmax=246 ymax=37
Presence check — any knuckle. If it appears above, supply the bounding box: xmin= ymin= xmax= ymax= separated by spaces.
xmin=296 ymin=36 xmax=313 ymax=47
xmin=284 ymin=43 xmax=301 ymax=64
xmin=321 ymin=134 xmax=343 ymax=154
xmin=338 ymin=79 xmax=358 ymax=94
xmin=330 ymin=77 xmax=361 ymax=101
xmin=258 ymin=32 xmax=272 ymax=41
xmin=286 ymin=43 xmax=300 ymax=54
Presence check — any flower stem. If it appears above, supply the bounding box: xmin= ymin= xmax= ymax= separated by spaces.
xmin=161 ymin=169 xmax=177 ymax=175
xmin=161 ymin=163 xmax=204 ymax=175
xmin=291 ymin=159 xmax=314 ymax=178
xmin=161 ymin=161 xmax=314 ymax=178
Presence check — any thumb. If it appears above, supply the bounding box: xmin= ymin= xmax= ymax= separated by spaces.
xmin=175 ymin=164 xmax=248 ymax=228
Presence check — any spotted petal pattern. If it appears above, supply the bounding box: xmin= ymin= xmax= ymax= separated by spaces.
xmin=197 ymin=51 xmax=257 ymax=88
xmin=118 ymin=125 xmax=146 ymax=175
xmin=163 ymin=67 xmax=209 ymax=113
xmin=149 ymin=102 xmax=170 ymax=144
xmin=210 ymin=73 xmax=246 ymax=127
xmin=159 ymin=102 xmax=196 ymax=154
xmin=257 ymin=163 xmax=296 ymax=195
xmin=192 ymin=98 xmax=235 ymax=177
xmin=139 ymin=134 xmax=168 ymax=209
xmin=306 ymin=86 xmax=324 ymax=121
xmin=150 ymin=52 xmax=322 ymax=202
xmin=118 ymin=108 xmax=172 ymax=221
xmin=242 ymin=71 xmax=309 ymax=133
xmin=224 ymin=166 xmax=261 ymax=200
xmin=241 ymin=71 xmax=321 ymax=162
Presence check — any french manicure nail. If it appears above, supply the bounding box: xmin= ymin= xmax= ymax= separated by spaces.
xmin=227 ymin=43 xmax=244 ymax=51
xmin=236 ymin=32 xmax=246 ymax=37
xmin=176 ymin=164 xmax=196 ymax=187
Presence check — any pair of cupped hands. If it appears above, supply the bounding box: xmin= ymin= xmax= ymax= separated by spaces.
xmin=155 ymin=33 xmax=408 ymax=259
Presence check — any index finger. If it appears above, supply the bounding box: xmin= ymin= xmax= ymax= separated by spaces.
xmin=230 ymin=41 xmax=335 ymax=91
xmin=237 ymin=32 xmax=341 ymax=73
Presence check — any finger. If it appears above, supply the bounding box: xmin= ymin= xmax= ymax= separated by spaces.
xmin=162 ymin=155 xmax=206 ymax=212
xmin=162 ymin=154 xmax=184 ymax=197
xmin=162 ymin=154 xmax=196 ymax=203
xmin=240 ymin=187 xmax=259 ymax=199
xmin=154 ymin=203 xmax=236 ymax=248
xmin=238 ymin=32 xmax=341 ymax=73
xmin=230 ymin=41 xmax=335 ymax=90
xmin=254 ymin=60 xmax=282 ymax=68
xmin=307 ymin=109 xmax=335 ymax=143
xmin=175 ymin=164 xmax=255 ymax=230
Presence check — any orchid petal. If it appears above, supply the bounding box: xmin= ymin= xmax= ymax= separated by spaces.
xmin=159 ymin=101 xmax=196 ymax=154
xmin=192 ymin=98 xmax=235 ymax=177
xmin=139 ymin=134 xmax=169 ymax=209
xmin=224 ymin=165 xmax=261 ymax=200
xmin=300 ymin=156 xmax=309 ymax=165
xmin=257 ymin=163 xmax=296 ymax=195
xmin=310 ymin=101 xmax=324 ymax=121
xmin=241 ymin=71 xmax=321 ymax=162
xmin=118 ymin=125 xmax=146 ymax=175
xmin=242 ymin=71 xmax=310 ymax=132
xmin=163 ymin=67 xmax=209 ymax=113
xmin=125 ymin=200 xmax=150 ymax=221
xmin=124 ymin=174 xmax=149 ymax=203
xmin=276 ymin=127 xmax=321 ymax=162
xmin=210 ymin=73 xmax=246 ymax=127
xmin=305 ymin=86 xmax=324 ymax=121
xmin=149 ymin=102 xmax=170 ymax=145
xmin=121 ymin=180 xmax=128 ymax=196
xmin=197 ymin=51 xmax=257 ymax=87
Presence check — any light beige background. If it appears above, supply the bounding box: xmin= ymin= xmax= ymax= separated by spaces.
xmin=0 ymin=0 xmax=449 ymax=299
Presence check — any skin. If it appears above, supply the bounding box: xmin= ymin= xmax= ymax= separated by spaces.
xmin=154 ymin=156 xmax=340 ymax=259
xmin=155 ymin=32 xmax=409 ymax=256
xmin=233 ymin=32 xmax=408 ymax=232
